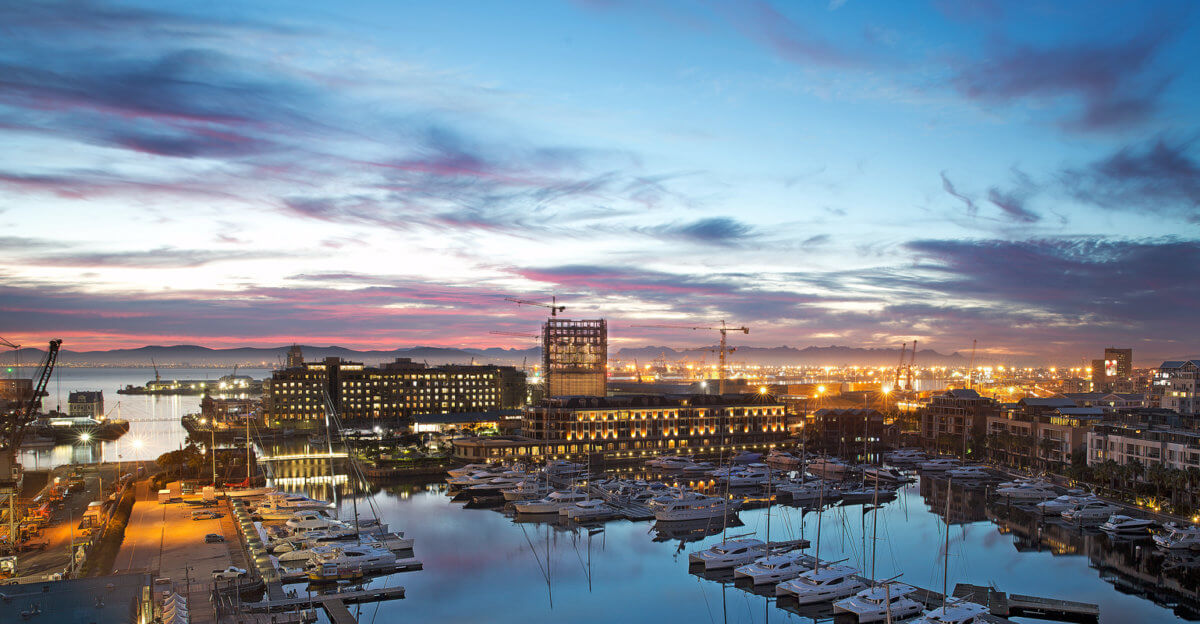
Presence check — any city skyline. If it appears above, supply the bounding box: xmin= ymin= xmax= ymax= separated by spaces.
xmin=2 ymin=1 xmax=1199 ymax=359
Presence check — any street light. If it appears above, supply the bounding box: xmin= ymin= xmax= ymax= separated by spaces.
xmin=79 ymin=432 xmax=91 ymax=443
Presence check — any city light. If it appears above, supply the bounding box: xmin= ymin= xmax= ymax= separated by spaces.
xmin=79 ymin=432 xmax=91 ymax=442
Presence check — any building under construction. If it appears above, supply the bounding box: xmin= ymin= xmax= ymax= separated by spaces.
xmin=543 ymin=318 xmax=607 ymax=397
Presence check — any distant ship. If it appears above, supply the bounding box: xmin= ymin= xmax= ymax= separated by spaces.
xmin=118 ymin=373 xmax=262 ymax=396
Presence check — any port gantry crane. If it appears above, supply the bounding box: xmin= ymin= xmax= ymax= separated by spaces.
xmin=893 ymin=342 xmax=907 ymax=391
xmin=630 ymin=321 xmax=749 ymax=395
xmin=905 ymin=339 xmax=918 ymax=391
xmin=0 ymin=337 xmax=19 ymax=377
xmin=0 ymin=339 xmax=61 ymax=553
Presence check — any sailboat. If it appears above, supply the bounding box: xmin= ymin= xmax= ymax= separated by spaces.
xmin=911 ymin=477 xmax=990 ymax=624
xmin=776 ymin=479 xmax=867 ymax=603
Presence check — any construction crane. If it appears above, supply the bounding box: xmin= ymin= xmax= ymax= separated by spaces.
xmin=631 ymin=321 xmax=749 ymax=394
xmin=490 ymin=331 xmax=539 ymax=339
xmin=504 ymin=296 xmax=565 ymax=317
xmin=151 ymin=358 xmax=161 ymax=383
xmin=893 ymin=342 xmax=907 ymax=391
xmin=905 ymin=340 xmax=918 ymax=391
xmin=0 ymin=337 xmax=18 ymax=378
xmin=967 ymin=339 xmax=977 ymax=390
xmin=1 ymin=339 xmax=61 ymax=484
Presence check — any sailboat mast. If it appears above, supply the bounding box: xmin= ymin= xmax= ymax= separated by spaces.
xmin=943 ymin=476 xmax=952 ymax=612
xmin=870 ymin=475 xmax=880 ymax=583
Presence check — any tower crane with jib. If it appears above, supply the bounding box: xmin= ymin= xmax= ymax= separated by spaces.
xmin=504 ymin=296 xmax=565 ymax=317
xmin=0 ymin=339 xmax=61 ymax=488
xmin=630 ymin=321 xmax=748 ymax=395
xmin=905 ymin=339 xmax=918 ymax=392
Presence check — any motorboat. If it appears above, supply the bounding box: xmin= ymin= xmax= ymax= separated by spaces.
xmin=733 ymin=551 xmax=813 ymax=585
xmin=560 ymin=499 xmax=620 ymax=521
xmin=647 ymin=455 xmax=689 ymax=469
xmin=1061 ymin=500 xmax=1124 ymax=524
xmin=1035 ymin=493 xmax=1097 ymax=515
xmin=1154 ymin=523 xmax=1200 ymax=550
xmin=501 ymin=481 xmax=552 ymax=502
xmin=839 ymin=486 xmax=896 ymax=505
xmin=1099 ymin=514 xmax=1156 ymax=535
xmin=446 ymin=463 xmax=495 ymax=478
xmin=777 ymin=480 xmax=840 ymax=504
xmin=911 ymin=600 xmax=991 ymax=624
xmin=303 ymin=543 xmax=397 ymax=580
xmin=722 ymin=467 xmax=772 ymax=488
xmin=765 ymin=450 xmax=804 ymax=470
xmin=885 ymin=449 xmax=926 ymax=464
xmin=775 ymin=564 xmax=867 ymax=604
xmin=919 ymin=458 xmax=962 ymax=472
xmin=657 ymin=458 xmax=703 ymax=471
xmin=446 ymin=471 xmax=498 ymax=488
xmin=514 ymin=490 xmax=589 ymax=514
xmin=732 ymin=451 xmax=763 ymax=464
xmin=465 ymin=475 xmax=529 ymax=494
xmin=946 ymin=465 xmax=992 ymax=480
xmin=995 ymin=482 xmax=1058 ymax=501
xmin=807 ymin=457 xmax=850 ymax=478
xmin=863 ymin=466 xmax=908 ymax=484
xmin=654 ymin=494 xmax=742 ymax=522
xmin=832 ymin=584 xmax=924 ymax=622
xmin=544 ymin=460 xmax=586 ymax=476
xmin=689 ymin=538 xmax=807 ymax=570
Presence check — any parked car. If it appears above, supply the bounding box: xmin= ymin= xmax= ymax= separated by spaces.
xmin=204 ymin=533 xmax=225 ymax=543
xmin=211 ymin=566 xmax=247 ymax=580
xmin=192 ymin=511 xmax=223 ymax=520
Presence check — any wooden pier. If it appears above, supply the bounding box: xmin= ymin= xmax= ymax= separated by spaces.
xmin=954 ymin=583 xmax=1099 ymax=622
xmin=244 ymin=585 xmax=406 ymax=624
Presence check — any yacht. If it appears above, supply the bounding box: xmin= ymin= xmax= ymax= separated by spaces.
xmin=1099 ymin=514 xmax=1156 ymax=535
xmin=919 ymin=458 xmax=962 ymax=472
xmin=657 ymin=458 xmax=701 ymax=471
xmin=647 ymin=455 xmax=688 ymax=469
xmin=832 ymin=584 xmax=924 ymax=622
xmin=839 ymin=486 xmax=896 ymax=505
xmin=303 ymin=543 xmax=398 ymax=581
xmin=774 ymin=564 xmax=867 ymax=604
xmin=764 ymin=450 xmax=804 ymax=470
xmin=1154 ymin=523 xmax=1200 ymax=550
xmin=911 ymin=600 xmax=991 ymax=624
xmin=1035 ymin=493 xmax=1097 ymax=515
xmin=560 ymin=499 xmax=619 ymax=521
xmin=446 ymin=471 xmax=498 ymax=488
xmin=544 ymin=460 xmax=586 ymax=476
xmin=777 ymin=480 xmax=839 ymax=504
xmin=689 ymin=538 xmax=806 ymax=570
xmin=946 ymin=465 xmax=992 ymax=480
xmin=885 ymin=449 xmax=926 ymax=464
xmin=501 ymin=481 xmax=552 ymax=502
xmin=807 ymin=457 xmax=850 ymax=478
xmin=723 ymin=467 xmax=772 ymax=488
xmin=995 ymin=482 xmax=1058 ymax=501
xmin=863 ymin=466 xmax=908 ymax=484
xmin=465 ymin=475 xmax=528 ymax=494
xmin=654 ymin=495 xmax=742 ymax=522
xmin=733 ymin=551 xmax=813 ymax=585
xmin=514 ymin=490 xmax=588 ymax=514
xmin=1061 ymin=500 xmax=1124 ymax=524
xmin=732 ymin=451 xmax=763 ymax=464
xmin=446 ymin=463 xmax=495 ymax=478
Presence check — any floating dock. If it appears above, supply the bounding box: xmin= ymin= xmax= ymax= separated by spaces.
xmin=954 ymin=583 xmax=1099 ymax=622
xmin=244 ymin=585 xmax=406 ymax=624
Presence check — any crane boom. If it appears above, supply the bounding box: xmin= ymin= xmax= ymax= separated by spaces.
xmin=2 ymin=339 xmax=61 ymax=452
xmin=894 ymin=342 xmax=907 ymax=389
xmin=631 ymin=320 xmax=748 ymax=394
xmin=905 ymin=339 xmax=918 ymax=391
xmin=489 ymin=330 xmax=539 ymax=338
xmin=505 ymin=296 xmax=565 ymax=317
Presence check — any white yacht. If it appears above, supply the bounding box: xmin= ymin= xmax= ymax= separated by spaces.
xmin=778 ymin=480 xmax=839 ymax=504
xmin=1099 ymin=514 xmax=1155 ymax=535
xmin=303 ymin=542 xmax=398 ymax=577
xmin=995 ymin=482 xmax=1058 ymax=501
xmin=919 ymin=458 xmax=962 ymax=472
xmin=465 ymin=475 xmax=528 ymax=494
xmin=514 ymin=490 xmax=588 ymax=514
xmin=647 ymin=455 xmax=688 ymax=469
xmin=733 ymin=551 xmax=813 ymax=585
xmin=911 ymin=600 xmax=991 ymax=624
xmin=446 ymin=463 xmax=494 ymax=478
xmin=1061 ymin=500 xmax=1124 ymax=524
xmin=832 ymin=584 xmax=924 ymax=622
xmin=775 ymin=564 xmax=867 ymax=604
xmin=446 ymin=471 xmax=497 ymax=487
xmin=807 ymin=457 xmax=850 ymax=478
xmin=863 ymin=466 xmax=908 ymax=484
xmin=1035 ymin=493 xmax=1097 ymax=514
xmin=560 ymin=499 xmax=619 ymax=521
xmin=885 ymin=449 xmax=926 ymax=464
xmin=764 ymin=450 xmax=804 ymax=470
xmin=946 ymin=465 xmax=992 ymax=480
xmin=723 ymin=467 xmax=772 ymax=488
xmin=1154 ymin=523 xmax=1200 ymax=550
xmin=501 ymin=481 xmax=552 ymax=502
xmin=689 ymin=538 xmax=806 ymax=570
xmin=654 ymin=495 xmax=742 ymax=522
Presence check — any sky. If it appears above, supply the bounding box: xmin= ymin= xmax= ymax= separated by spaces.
xmin=0 ymin=0 xmax=1198 ymax=363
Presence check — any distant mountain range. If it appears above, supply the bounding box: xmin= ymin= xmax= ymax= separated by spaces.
xmin=3 ymin=343 xmax=981 ymax=368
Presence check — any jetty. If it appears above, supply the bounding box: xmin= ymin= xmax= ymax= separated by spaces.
xmin=954 ymin=583 xmax=1099 ymax=622
xmin=244 ymin=586 xmax=407 ymax=624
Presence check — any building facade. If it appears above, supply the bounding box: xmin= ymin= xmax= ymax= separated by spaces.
xmin=1158 ymin=360 xmax=1200 ymax=416
xmin=453 ymin=393 xmax=787 ymax=462
xmin=68 ymin=390 xmax=103 ymax=418
xmin=1087 ymin=424 xmax=1200 ymax=471
xmin=264 ymin=357 xmax=526 ymax=427
xmin=986 ymin=398 xmax=1101 ymax=468
xmin=543 ymin=318 xmax=607 ymax=397
xmin=917 ymin=389 xmax=998 ymax=453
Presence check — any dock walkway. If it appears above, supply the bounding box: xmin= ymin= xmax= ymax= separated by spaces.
xmin=244 ymin=585 xmax=406 ymax=623
xmin=954 ymin=583 xmax=1098 ymax=622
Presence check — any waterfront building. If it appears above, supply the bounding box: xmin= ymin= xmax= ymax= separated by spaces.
xmin=543 ymin=318 xmax=607 ymax=397
xmin=67 ymin=390 xmax=103 ymax=418
xmin=452 ymin=393 xmax=787 ymax=462
xmin=807 ymin=408 xmax=892 ymax=454
xmin=1157 ymin=360 xmax=1200 ymax=416
xmin=199 ymin=395 xmax=259 ymax=428
xmin=1092 ymin=348 xmax=1133 ymax=392
xmin=1058 ymin=392 xmax=1147 ymax=410
xmin=1087 ymin=423 xmax=1200 ymax=471
xmin=986 ymin=398 xmax=1102 ymax=468
xmin=916 ymin=389 xmax=998 ymax=453
xmin=264 ymin=356 xmax=526 ymax=428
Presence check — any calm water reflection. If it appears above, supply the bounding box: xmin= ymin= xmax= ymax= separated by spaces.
xmin=273 ymin=470 xmax=1197 ymax=624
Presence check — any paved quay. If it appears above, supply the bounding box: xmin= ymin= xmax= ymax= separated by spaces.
xmin=114 ymin=480 xmax=250 ymax=624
